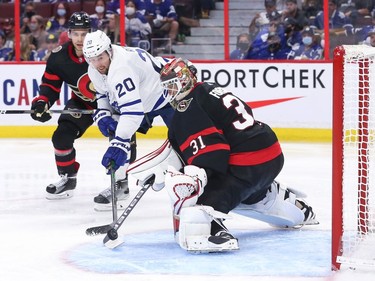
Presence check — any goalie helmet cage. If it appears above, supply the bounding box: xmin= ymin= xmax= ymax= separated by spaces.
xmin=332 ymin=45 xmax=375 ymax=271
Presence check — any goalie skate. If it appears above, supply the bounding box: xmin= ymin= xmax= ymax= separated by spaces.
xmin=186 ymin=231 xmax=239 ymax=253
xmin=296 ymin=200 xmax=319 ymax=226
xmin=46 ymin=173 xmax=76 ymax=200
xmin=94 ymin=178 xmax=130 ymax=211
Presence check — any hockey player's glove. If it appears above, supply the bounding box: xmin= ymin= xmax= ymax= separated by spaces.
xmin=102 ymin=137 xmax=130 ymax=172
xmin=93 ymin=109 xmax=118 ymax=137
xmin=31 ymin=96 xmax=52 ymax=123
xmin=97 ymin=116 xmax=118 ymax=137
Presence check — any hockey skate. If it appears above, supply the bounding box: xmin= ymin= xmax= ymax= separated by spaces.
xmin=46 ymin=173 xmax=77 ymax=200
xmin=207 ymin=230 xmax=239 ymax=251
xmin=94 ymin=178 xmax=130 ymax=211
xmin=185 ymin=230 xmax=239 ymax=253
xmin=296 ymin=199 xmax=319 ymax=226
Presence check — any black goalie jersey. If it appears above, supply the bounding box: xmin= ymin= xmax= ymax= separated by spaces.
xmin=168 ymin=82 xmax=282 ymax=176
xmin=39 ymin=42 xmax=96 ymax=109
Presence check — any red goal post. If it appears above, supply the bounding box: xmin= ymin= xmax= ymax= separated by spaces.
xmin=332 ymin=45 xmax=375 ymax=270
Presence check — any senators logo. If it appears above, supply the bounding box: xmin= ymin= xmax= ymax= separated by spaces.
xmin=68 ymin=73 xmax=96 ymax=102
xmin=177 ymin=98 xmax=192 ymax=112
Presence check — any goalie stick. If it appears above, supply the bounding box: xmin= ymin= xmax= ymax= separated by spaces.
xmin=85 ymin=174 xmax=155 ymax=237
xmin=0 ymin=109 xmax=95 ymax=115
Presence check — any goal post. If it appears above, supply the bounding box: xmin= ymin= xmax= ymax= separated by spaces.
xmin=332 ymin=45 xmax=375 ymax=270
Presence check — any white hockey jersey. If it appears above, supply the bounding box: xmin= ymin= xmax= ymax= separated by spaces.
xmin=88 ymin=45 xmax=170 ymax=140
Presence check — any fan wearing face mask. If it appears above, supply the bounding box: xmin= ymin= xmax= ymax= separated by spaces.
xmin=28 ymin=15 xmax=49 ymax=52
xmin=90 ymin=0 xmax=110 ymax=31
xmin=47 ymin=1 xmax=71 ymax=34
xmin=125 ymin=0 xmax=152 ymax=49
xmin=287 ymin=26 xmax=323 ymax=60
xmin=20 ymin=1 xmax=36 ymax=34
xmin=230 ymin=33 xmax=252 ymax=60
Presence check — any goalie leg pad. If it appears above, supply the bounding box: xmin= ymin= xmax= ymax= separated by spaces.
xmin=127 ymin=140 xmax=182 ymax=191
xmin=177 ymin=206 xmax=239 ymax=252
xmin=233 ymin=181 xmax=306 ymax=228
xmin=177 ymin=206 xmax=212 ymax=250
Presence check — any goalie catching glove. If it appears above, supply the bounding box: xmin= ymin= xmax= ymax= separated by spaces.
xmin=165 ymin=165 xmax=207 ymax=216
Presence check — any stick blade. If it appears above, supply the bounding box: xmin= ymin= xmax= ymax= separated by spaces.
xmin=85 ymin=224 xmax=112 ymax=236
xmin=103 ymin=235 xmax=124 ymax=249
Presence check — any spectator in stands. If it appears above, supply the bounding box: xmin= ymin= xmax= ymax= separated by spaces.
xmin=230 ymin=33 xmax=252 ymax=60
xmin=20 ymin=1 xmax=36 ymax=34
xmin=90 ymin=0 xmax=110 ymax=31
xmin=47 ymin=1 xmax=71 ymax=34
xmin=302 ymin=0 xmax=322 ymax=25
xmin=283 ymin=17 xmax=303 ymax=53
xmin=282 ymin=0 xmax=309 ymax=31
xmin=7 ymin=34 xmax=38 ymax=61
xmin=104 ymin=13 xmax=120 ymax=44
xmin=0 ymin=29 xmax=12 ymax=61
xmin=125 ymin=0 xmax=152 ymax=48
xmin=195 ymin=0 xmax=216 ymax=19
xmin=37 ymin=33 xmax=59 ymax=61
xmin=288 ymin=26 xmax=323 ymax=59
xmin=28 ymin=15 xmax=49 ymax=51
xmin=246 ymin=14 xmax=289 ymax=60
xmin=341 ymin=0 xmax=374 ymax=28
xmin=249 ymin=0 xmax=281 ymax=38
xmin=2 ymin=18 xmax=15 ymax=50
xmin=364 ymin=28 xmax=375 ymax=46
xmin=107 ymin=0 xmax=147 ymax=15
xmin=334 ymin=8 xmax=374 ymax=45
xmin=313 ymin=0 xmax=351 ymax=30
xmin=145 ymin=0 xmax=179 ymax=48
xmin=353 ymin=9 xmax=375 ymax=43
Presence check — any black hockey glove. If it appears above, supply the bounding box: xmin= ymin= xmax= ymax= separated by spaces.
xmin=31 ymin=96 xmax=52 ymax=123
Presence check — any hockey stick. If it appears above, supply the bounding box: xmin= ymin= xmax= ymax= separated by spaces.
xmin=110 ymin=163 xmax=118 ymax=222
xmin=85 ymin=174 xmax=155 ymax=236
xmin=85 ymin=163 xmax=117 ymax=236
xmin=85 ymin=139 xmax=173 ymax=236
xmin=0 ymin=109 xmax=95 ymax=115
xmin=103 ymin=173 xmax=155 ymax=249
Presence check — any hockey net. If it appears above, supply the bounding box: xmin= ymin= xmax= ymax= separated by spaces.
xmin=332 ymin=45 xmax=375 ymax=270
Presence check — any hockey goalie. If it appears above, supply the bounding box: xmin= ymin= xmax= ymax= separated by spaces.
xmin=131 ymin=58 xmax=318 ymax=253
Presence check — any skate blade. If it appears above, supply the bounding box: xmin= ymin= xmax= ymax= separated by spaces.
xmin=186 ymin=237 xmax=239 ymax=253
xmin=303 ymin=218 xmax=320 ymax=226
xmin=46 ymin=190 xmax=74 ymax=200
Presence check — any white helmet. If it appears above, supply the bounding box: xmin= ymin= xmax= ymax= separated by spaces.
xmin=83 ymin=30 xmax=112 ymax=61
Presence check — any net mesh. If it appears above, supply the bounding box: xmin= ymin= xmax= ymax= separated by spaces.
xmin=338 ymin=45 xmax=375 ymax=267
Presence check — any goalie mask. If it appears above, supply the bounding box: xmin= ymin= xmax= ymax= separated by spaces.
xmin=160 ymin=58 xmax=197 ymax=109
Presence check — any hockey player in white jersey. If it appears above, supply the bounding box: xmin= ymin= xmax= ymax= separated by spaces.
xmin=83 ymin=30 xmax=174 ymax=211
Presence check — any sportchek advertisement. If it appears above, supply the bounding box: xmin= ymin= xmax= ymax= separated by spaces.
xmin=0 ymin=62 xmax=332 ymax=128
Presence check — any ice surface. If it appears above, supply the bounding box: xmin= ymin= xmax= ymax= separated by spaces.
xmin=1 ymin=138 xmax=374 ymax=281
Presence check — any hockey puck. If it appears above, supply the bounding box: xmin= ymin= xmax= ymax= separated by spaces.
xmin=107 ymin=228 xmax=118 ymax=240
